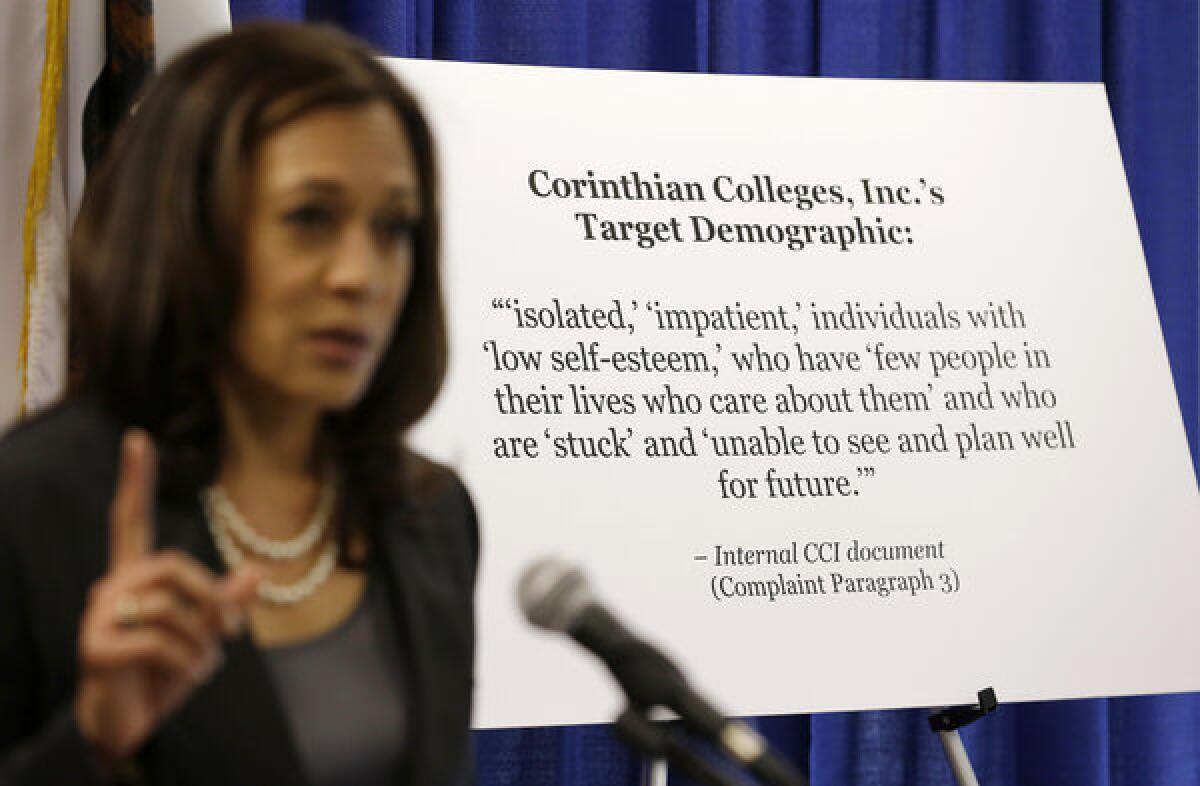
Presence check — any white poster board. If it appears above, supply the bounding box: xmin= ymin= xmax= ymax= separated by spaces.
xmin=390 ymin=59 xmax=1200 ymax=729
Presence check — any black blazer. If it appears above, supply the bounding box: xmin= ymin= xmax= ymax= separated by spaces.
xmin=0 ymin=397 xmax=478 ymax=785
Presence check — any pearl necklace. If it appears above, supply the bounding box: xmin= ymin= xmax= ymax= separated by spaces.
xmin=200 ymin=478 xmax=339 ymax=606
xmin=204 ymin=480 xmax=334 ymax=560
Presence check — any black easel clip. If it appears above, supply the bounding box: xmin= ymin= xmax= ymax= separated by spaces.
xmin=928 ymin=687 xmax=998 ymax=732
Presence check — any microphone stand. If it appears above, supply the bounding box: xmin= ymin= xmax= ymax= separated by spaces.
xmin=516 ymin=559 xmax=808 ymax=785
xmin=614 ymin=706 xmax=747 ymax=786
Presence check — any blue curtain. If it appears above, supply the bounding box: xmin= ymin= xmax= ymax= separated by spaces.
xmin=228 ymin=2 xmax=1199 ymax=784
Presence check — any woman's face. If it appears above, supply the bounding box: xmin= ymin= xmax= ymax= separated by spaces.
xmin=228 ymin=101 xmax=420 ymax=413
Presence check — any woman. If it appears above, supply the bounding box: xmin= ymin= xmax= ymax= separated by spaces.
xmin=0 ymin=22 xmax=476 ymax=786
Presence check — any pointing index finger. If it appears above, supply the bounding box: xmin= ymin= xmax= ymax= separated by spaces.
xmin=109 ymin=429 xmax=158 ymax=569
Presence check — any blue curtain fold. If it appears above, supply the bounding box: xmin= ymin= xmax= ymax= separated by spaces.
xmin=229 ymin=2 xmax=1200 ymax=784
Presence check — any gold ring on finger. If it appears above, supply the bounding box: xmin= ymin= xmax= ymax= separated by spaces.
xmin=115 ymin=593 xmax=142 ymax=629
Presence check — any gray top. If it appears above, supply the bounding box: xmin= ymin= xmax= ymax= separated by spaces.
xmin=262 ymin=577 xmax=407 ymax=786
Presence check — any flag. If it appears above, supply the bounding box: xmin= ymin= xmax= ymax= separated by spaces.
xmin=3 ymin=1 xmax=232 ymax=427
xmin=0 ymin=0 xmax=69 ymax=423
xmin=81 ymin=0 xmax=156 ymax=174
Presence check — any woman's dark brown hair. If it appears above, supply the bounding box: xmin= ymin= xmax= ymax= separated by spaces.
xmin=68 ymin=22 xmax=446 ymax=553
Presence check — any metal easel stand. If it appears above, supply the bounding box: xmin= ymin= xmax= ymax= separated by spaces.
xmin=642 ymin=757 xmax=669 ymax=786
xmin=928 ymin=688 xmax=998 ymax=786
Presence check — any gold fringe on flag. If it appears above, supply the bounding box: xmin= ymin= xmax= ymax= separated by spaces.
xmin=18 ymin=0 xmax=69 ymax=417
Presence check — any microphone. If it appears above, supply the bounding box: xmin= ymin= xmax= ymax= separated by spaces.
xmin=518 ymin=557 xmax=808 ymax=786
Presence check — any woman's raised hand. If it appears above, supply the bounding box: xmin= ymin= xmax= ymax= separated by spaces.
xmin=73 ymin=430 xmax=260 ymax=764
